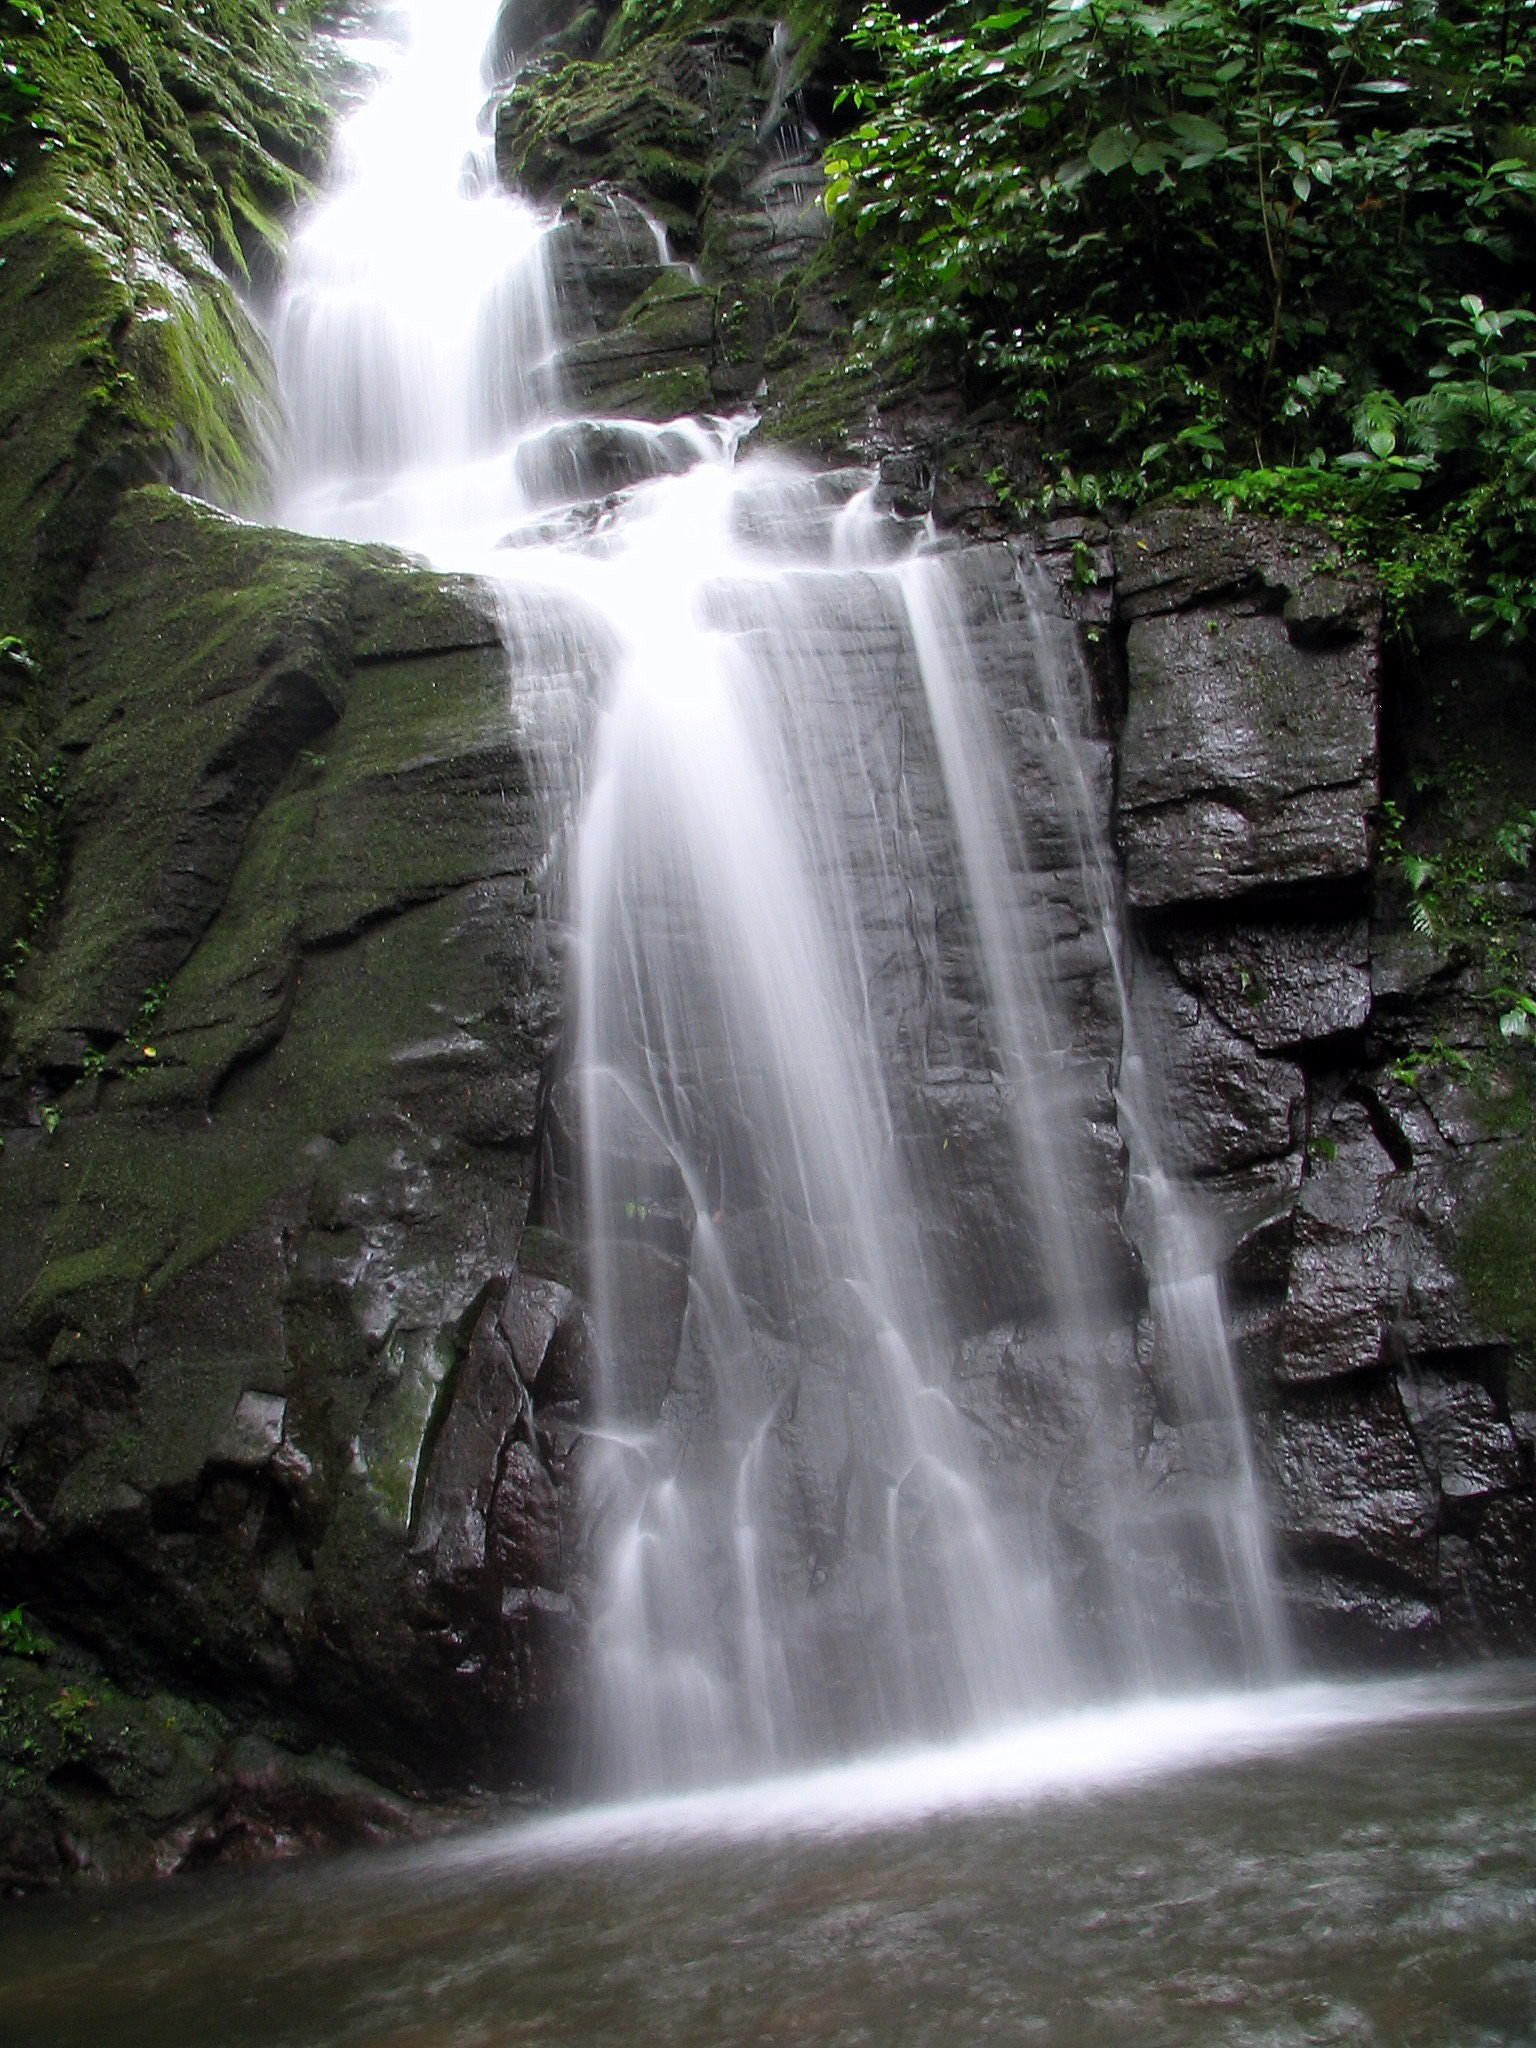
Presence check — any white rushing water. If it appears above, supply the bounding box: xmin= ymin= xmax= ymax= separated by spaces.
xmin=270 ymin=0 xmax=1286 ymax=1795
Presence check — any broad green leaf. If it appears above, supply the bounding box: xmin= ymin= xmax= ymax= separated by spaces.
xmin=1166 ymin=112 xmax=1228 ymax=150
xmin=1132 ymin=137 xmax=1172 ymax=175
xmin=1087 ymin=126 xmax=1135 ymax=173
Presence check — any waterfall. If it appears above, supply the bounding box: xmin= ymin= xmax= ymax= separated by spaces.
xmin=271 ymin=0 xmax=561 ymax=554
xmin=270 ymin=0 xmax=1286 ymax=1794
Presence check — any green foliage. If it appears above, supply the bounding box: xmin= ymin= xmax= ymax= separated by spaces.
xmin=45 ymin=1681 xmax=96 ymax=1758
xmin=1 ymin=736 xmax=62 ymax=986
xmin=826 ymin=0 xmax=1536 ymax=630
xmin=1389 ymin=1036 xmax=1474 ymax=1087
xmin=0 ymin=1605 xmax=50 ymax=1661
xmin=1380 ymin=791 xmax=1536 ymax=1033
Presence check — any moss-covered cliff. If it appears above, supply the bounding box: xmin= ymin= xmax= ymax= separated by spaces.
xmin=0 ymin=0 xmax=334 ymax=641
xmin=0 ymin=0 xmax=576 ymax=1884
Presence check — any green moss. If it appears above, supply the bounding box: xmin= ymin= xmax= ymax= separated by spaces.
xmin=7 ymin=489 xmax=364 ymax=1065
xmin=230 ymin=894 xmax=495 ymax=1133
xmin=0 ymin=712 xmax=62 ymax=990
xmin=601 ymin=2 xmax=857 ymax=71
xmin=758 ymin=358 xmax=881 ymax=457
xmin=1458 ymin=1139 xmax=1536 ymax=1412
xmin=21 ymin=1236 xmax=150 ymax=1342
xmin=612 ymin=364 xmax=716 ymax=418
xmin=19 ymin=1116 xmax=296 ymax=1327
xmin=495 ymin=19 xmax=772 ymax=224
xmin=0 ymin=0 xmax=328 ymax=635
xmin=360 ymin=1328 xmax=457 ymax=1538
xmin=517 ymin=1225 xmax=580 ymax=1290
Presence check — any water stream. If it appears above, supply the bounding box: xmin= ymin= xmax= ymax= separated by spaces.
xmin=269 ymin=0 xmax=1289 ymax=1795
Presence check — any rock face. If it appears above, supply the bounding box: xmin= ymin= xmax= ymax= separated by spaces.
xmin=2 ymin=0 xmax=1535 ymax=1891
xmin=0 ymin=487 xmax=588 ymax=1881
xmin=1115 ymin=510 xmax=1379 ymax=908
xmin=0 ymin=0 xmax=331 ymax=642
xmin=496 ymin=12 xmax=867 ymax=438
xmin=1112 ymin=506 xmax=1536 ymax=1664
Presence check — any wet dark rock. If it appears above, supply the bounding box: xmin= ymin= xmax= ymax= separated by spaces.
xmin=498 ymin=1272 xmax=580 ymax=1389
xmin=1277 ymin=1569 xmax=1440 ymax=1661
xmin=1440 ymin=1497 xmax=1536 ymax=1651
xmin=1166 ymin=917 xmax=1372 ymax=1050
xmin=1279 ymin=1099 xmax=1399 ymax=1385
xmin=484 ymin=0 xmax=597 ymax=82
xmin=1115 ymin=511 xmax=1379 ymax=910
xmin=414 ymin=1292 xmax=533 ymax=1586
xmin=1397 ymin=1367 xmax=1523 ymax=1501
xmin=1134 ymin=958 xmax=1306 ymax=1180
xmin=547 ymin=184 xmax=676 ymax=332
xmin=1266 ymin=1379 xmax=1439 ymax=1593
xmin=512 ymin=415 xmax=707 ymax=504
xmin=1113 ymin=508 xmax=1378 ymax=635
xmin=489 ymin=1441 xmax=563 ymax=1586
xmin=0 ymin=1623 xmax=468 ymax=1895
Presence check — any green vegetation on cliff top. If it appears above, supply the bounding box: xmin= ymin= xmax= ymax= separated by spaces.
xmin=825 ymin=0 xmax=1536 ymax=635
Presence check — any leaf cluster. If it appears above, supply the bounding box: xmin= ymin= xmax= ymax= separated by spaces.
xmin=1380 ymin=790 xmax=1536 ymax=1033
xmin=825 ymin=0 xmax=1536 ymax=631
xmin=0 ymin=0 xmax=46 ymax=178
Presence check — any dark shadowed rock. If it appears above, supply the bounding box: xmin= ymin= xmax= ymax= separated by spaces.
xmin=1279 ymin=1099 xmax=1398 ymax=1384
xmin=1397 ymin=1368 xmax=1523 ymax=1501
xmin=1440 ymin=1497 xmax=1536 ymax=1651
xmin=1133 ymin=957 xmax=1306 ymax=1180
xmin=1166 ymin=917 xmax=1372 ymax=1050
xmin=484 ymin=0 xmax=597 ymax=82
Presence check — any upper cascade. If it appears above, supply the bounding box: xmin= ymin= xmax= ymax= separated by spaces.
xmin=268 ymin=0 xmax=1287 ymax=1795
xmin=272 ymin=0 xmax=562 ymax=553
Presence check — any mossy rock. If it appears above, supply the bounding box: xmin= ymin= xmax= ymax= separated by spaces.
xmin=496 ymin=18 xmax=774 ymax=230
xmin=0 ymin=479 xmax=563 ymax=1804
xmin=1458 ymin=1136 xmax=1536 ymax=1414
xmin=599 ymin=1 xmax=859 ymax=76
xmin=0 ymin=0 xmax=328 ymax=638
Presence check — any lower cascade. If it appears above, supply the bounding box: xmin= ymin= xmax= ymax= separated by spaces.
xmin=272 ymin=0 xmax=1287 ymax=1795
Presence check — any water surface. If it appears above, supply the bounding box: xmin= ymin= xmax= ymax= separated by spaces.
xmin=4 ymin=1672 xmax=1532 ymax=2046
